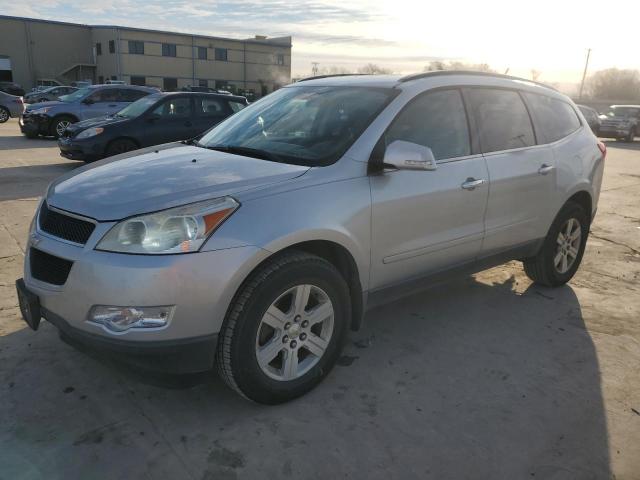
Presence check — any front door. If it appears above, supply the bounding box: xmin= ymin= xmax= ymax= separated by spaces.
xmin=142 ymin=96 xmax=195 ymax=147
xmin=193 ymin=96 xmax=234 ymax=137
xmin=369 ymin=89 xmax=489 ymax=291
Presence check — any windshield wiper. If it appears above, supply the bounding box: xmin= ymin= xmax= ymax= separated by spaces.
xmin=202 ymin=144 xmax=285 ymax=163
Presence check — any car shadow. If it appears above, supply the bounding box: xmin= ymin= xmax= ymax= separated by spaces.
xmin=0 ymin=163 xmax=80 ymax=201
xmin=0 ymin=272 xmax=609 ymax=479
xmin=601 ymin=139 xmax=640 ymax=151
xmin=0 ymin=135 xmax=59 ymax=150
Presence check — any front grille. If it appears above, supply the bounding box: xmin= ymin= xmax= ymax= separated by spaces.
xmin=30 ymin=248 xmax=73 ymax=286
xmin=39 ymin=202 xmax=95 ymax=245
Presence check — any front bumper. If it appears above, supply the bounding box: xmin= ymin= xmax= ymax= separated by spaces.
xmin=23 ymin=220 xmax=270 ymax=372
xmin=58 ymin=135 xmax=106 ymax=161
xmin=20 ymin=113 xmax=51 ymax=136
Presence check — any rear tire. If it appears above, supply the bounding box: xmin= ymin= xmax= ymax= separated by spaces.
xmin=216 ymin=251 xmax=351 ymax=404
xmin=106 ymin=138 xmax=138 ymax=157
xmin=0 ymin=106 xmax=9 ymax=123
xmin=523 ymin=201 xmax=589 ymax=287
xmin=625 ymin=127 xmax=636 ymax=143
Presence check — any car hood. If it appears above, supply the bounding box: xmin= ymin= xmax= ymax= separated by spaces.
xmin=25 ymin=100 xmax=65 ymax=111
xmin=46 ymin=144 xmax=310 ymax=221
xmin=67 ymin=115 xmax=129 ymax=132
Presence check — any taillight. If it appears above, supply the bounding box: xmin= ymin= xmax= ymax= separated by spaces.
xmin=597 ymin=141 xmax=606 ymax=159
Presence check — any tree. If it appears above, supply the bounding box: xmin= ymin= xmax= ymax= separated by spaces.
xmin=587 ymin=68 xmax=640 ymax=101
xmin=424 ymin=61 xmax=495 ymax=73
xmin=357 ymin=63 xmax=393 ymax=75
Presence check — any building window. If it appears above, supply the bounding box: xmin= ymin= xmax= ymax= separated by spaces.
xmin=277 ymin=53 xmax=284 ymax=66
xmin=96 ymin=43 xmax=102 ymax=56
xmin=197 ymin=47 xmax=207 ymax=60
xmin=111 ymin=75 xmax=117 ymax=80
xmin=109 ymin=40 xmax=115 ymax=53
xmin=98 ymin=75 xmax=104 ymax=84
xmin=163 ymin=77 xmax=178 ymax=91
xmin=162 ymin=43 xmax=176 ymax=57
xmin=198 ymin=79 xmax=208 ymax=87
xmin=214 ymin=48 xmax=228 ymax=61
xmin=130 ymin=76 xmax=146 ymax=86
xmin=128 ymin=40 xmax=144 ymax=55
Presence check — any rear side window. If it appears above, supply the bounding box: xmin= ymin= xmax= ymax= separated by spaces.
xmin=197 ymin=97 xmax=230 ymax=116
xmin=467 ymin=88 xmax=535 ymax=153
xmin=525 ymin=93 xmax=581 ymax=143
xmin=120 ymin=89 xmax=148 ymax=102
xmin=385 ymin=89 xmax=470 ymax=160
xmin=228 ymin=101 xmax=247 ymax=113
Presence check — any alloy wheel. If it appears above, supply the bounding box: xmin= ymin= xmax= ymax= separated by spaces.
xmin=55 ymin=120 xmax=70 ymax=137
xmin=255 ymin=284 xmax=334 ymax=381
xmin=554 ymin=217 xmax=582 ymax=274
xmin=0 ymin=109 xmax=8 ymax=122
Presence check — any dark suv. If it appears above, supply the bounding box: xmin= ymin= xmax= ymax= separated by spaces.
xmin=58 ymin=92 xmax=248 ymax=161
xmin=20 ymin=84 xmax=156 ymax=138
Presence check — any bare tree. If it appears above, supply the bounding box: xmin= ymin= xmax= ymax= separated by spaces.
xmin=424 ymin=61 xmax=495 ymax=73
xmin=357 ymin=63 xmax=393 ymax=75
xmin=587 ymin=68 xmax=640 ymax=101
xmin=531 ymin=69 xmax=541 ymax=81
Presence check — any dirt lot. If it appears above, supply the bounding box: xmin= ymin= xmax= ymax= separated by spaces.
xmin=0 ymin=118 xmax=639 ymax=480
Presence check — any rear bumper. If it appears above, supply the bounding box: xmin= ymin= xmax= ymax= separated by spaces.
xmin=43 ymin=307 xmax=218 ymax=373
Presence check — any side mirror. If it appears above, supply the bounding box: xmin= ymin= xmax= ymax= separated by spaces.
xmin=383 ymin=140 xmax=437 ymax=171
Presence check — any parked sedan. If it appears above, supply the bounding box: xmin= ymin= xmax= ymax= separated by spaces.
xmin=0 ymin=82 xmax=25 ymax=97
xmin=577 ymin=104 xmax=601 ymax=134
xmin=20 ymin=84 xmax=156 ymax=138
xmin=58 ymin=92 xmax=248 ymax=161
xmin=24 ymin=86 xmax=78 ymax=104
xmin=0 ymin=91 xmax=25 ymax=123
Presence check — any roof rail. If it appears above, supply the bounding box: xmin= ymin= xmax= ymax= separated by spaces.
xmin=296 ymin=73 xmax=371 ymax=82
xmin=398 ymin=70 xmax=557 ymax=91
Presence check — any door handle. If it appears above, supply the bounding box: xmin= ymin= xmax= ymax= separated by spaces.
xmin=538 ymin=164 xmax=555 ymax=175
xmin=461 ymin=178 xmax=485 ymax=190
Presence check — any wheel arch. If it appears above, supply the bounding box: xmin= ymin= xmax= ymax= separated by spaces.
xmin=105 ymin=136 xmax=140 ymax=153
xmin=51 ymin=112 xmax=79 ymax=124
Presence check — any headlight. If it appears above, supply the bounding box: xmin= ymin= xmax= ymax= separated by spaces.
xmin=96 ymin=197 xmax=239 ymax=254
xmin=76 ymin=127 xmax=104 ymax=139
xmin=30 ymin=107 xmax=51 ymax=115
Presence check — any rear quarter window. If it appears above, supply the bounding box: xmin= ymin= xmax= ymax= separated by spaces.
xmin=524 ymin=93 xmax=581 ymax=143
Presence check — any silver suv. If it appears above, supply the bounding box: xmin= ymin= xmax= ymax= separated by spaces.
xmin=16 ymin=72 xmax=606 ymax=403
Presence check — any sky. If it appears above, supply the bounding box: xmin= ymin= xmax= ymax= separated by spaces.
xmin=2 ymin=0 xmax=639 ymax=93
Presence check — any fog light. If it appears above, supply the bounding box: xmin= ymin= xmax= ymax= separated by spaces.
xmin=89 ymin=305 xmax=173 ymax=332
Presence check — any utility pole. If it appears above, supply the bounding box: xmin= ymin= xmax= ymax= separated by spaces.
xmin=579 ymin=48 xmax=591 ymax=100
xmin=311 ymin=62 xmax=319 ymax=76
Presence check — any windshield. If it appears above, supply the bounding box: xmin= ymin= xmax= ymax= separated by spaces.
xmin=605 ymin=107 xmax=640 ymax=118
xmin=198 ymin=86 xmax=396 ymax=166
xmin=59 ymin=87 xmax=91 ymax=103
xmin=115 ymin=95 xmax=160 ymax=118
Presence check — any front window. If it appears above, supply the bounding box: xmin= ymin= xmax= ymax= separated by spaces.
xmin=115 ymin=95 xmax=160 ymax=118
xmin=59 ymin=87 xmax=91 ymax=103
xmin=605 ymin=107 xmax=640 ymax=118
xmin=198 ymin=86 xmax=396 ymax=166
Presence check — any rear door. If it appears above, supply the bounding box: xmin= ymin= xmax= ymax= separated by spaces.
xmin=193 ymin=96 xmax=234 ymax=136
xmin=369 ymin=89 xmax=489 ymax=290
xmin=80 ymin=88 xmax=119 ymax=119
xmin=466 ymin=87 xmax=556 ymax=255
xmin=142 ymin=96 xmax=195 ymax=146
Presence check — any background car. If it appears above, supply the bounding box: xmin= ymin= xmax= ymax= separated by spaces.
xmin=0 ymin=81 xmax=25 ymax=97
xmin=0 ymin=91 xmax=25 ymax=123
xmin=24 ymin=86 xmax=78 ymax=104
xmin=19 ymin=84 xmax=156 ymax=138
xmin=577 ymin=104 xmax=601 ymax=134
xmin=58 ymin=92 xmax=248 ymax=161
xmin=598 ymin=105 xmax=640 ymax=142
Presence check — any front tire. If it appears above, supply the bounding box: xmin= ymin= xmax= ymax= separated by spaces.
xmin=0 ymin=106 xmax=9 ymax=123
xmin=216 ymin=251 xmax=351 ymax=404
xmin=523 ymin=201 xmax=589 ymax=287
xmin=50 ymin=115 xmax=75 ymax=138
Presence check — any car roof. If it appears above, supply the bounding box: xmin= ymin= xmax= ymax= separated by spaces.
xmin=610 ymin=104 xmax=640 ymax=108
xmin=290 ymin=71 xmax=563 ymax=98
xmin=88 ymin=84 xmax=156 ymax=92
xmin=156 ymin=91 xmax=247 ymax=101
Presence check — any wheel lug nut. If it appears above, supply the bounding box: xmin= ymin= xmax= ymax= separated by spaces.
xmin=290 ymin=340 xmax=297 ymax=348
xmin=294 ymin=315 xmax=301 ymax=322
xmin=300 ymin=333 xmax=307 ymax=341
xmin=284 ymin=322 xmax=291 ymax=330
xmin=301 ymin=320 xmax=309 ymax=328
xmin=282 ymin=335 xmax=289 ymax=343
